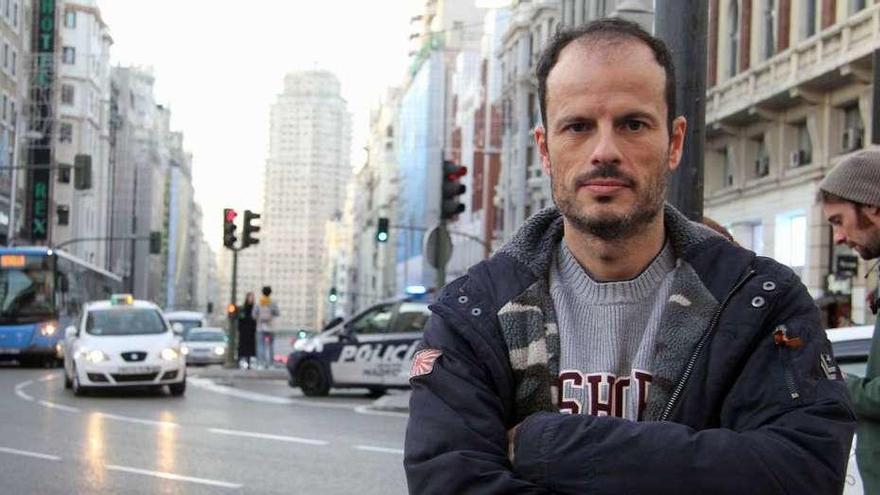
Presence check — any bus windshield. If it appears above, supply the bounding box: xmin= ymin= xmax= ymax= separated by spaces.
xmin=0 ymin=256 xmax=54 ymax=324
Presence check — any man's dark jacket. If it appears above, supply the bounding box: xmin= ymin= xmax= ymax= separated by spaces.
xmin=404 ymin=205 xmax=855 ymax=494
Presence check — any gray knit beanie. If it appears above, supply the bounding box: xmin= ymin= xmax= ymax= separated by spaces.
xmin=819 ymin=149 xmax=880 ymax=207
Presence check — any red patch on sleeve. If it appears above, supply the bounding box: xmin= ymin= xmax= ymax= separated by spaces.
xmin=410 ymin=348 xmax=443 ymax=378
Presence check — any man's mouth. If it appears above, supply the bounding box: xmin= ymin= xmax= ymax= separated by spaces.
xmin=580 ymin=179 xmax=631 ymax=194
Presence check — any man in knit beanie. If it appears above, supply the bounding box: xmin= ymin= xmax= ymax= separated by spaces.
xmin=819 ymin=148 xmax=880 ymax=492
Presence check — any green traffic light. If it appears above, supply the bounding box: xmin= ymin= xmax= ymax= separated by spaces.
xmin=377 ymin=232 xmax=388 ymax=242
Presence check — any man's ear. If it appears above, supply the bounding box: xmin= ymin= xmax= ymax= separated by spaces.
xmin=535 ymin=125 xmax=552 ymax=177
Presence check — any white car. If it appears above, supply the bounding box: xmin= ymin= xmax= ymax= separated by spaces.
xmin=827 ymin=324 xmax=873 ymax=495
xmin=164 ymin=310 xmax=208 ymax=339
xmin=63 ymin=295 xmax=186 ymax=396
xmin=182 ymin=327 xmax=228 ymax=365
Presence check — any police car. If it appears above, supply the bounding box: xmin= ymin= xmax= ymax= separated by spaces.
xmin=286 ymin=296 xmax=431 ymax=396
xmin=62 ymin=294 xmax=187 ymax=396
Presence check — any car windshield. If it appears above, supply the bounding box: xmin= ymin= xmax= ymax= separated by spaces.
xmin=186 ymin=331 xmax=225 ymax=342
xmin=839 ymin=359 xmax=869 ymax=378
xmin=87 ymin=308 xmax=167 ymax=336
xmin=170 ymin=319 xmax=202 ymax=338
xmin=0 ymin=256 xmax=55 ymax=323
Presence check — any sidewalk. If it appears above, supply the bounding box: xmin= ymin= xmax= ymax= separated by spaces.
xmin=187 ymin=365 xmax=411 ymax=413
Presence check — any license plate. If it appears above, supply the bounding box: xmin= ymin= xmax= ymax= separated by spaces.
xmin=192 ymin=348 xmax=210 ymax=354
xmin=0 ymin=348 xmax=21 ymax=354
xmin=116 ymin=366 xmax=158 ymax=374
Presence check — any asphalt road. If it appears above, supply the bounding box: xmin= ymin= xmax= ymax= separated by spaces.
xmin=0 ymin=365 xmax=409 ymax=494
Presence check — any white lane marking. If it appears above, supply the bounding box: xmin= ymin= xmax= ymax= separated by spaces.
xmin=37 ymin=400 xmax=80 ymax=413
xmin=189 ymin=377 xmax=295 ymax=405
xmin=0 ymin=446 xmax=61 ymax=461
xmin=354 ymin=405 xmax=409 ymax=418
xmin=105 ymin=464 xmax=242 ymax=489
xmin=354 ymin=445 xmax=404 ymax=455
xmin=189 ymin=377 xmax=376 ymax=410
xmin=14 ymin=380 xmax=34 ymax=401
xmin=209 ymin=428 xmax=329 ymax=446
xmin=96 ymin=412 xmax=179 ymax=428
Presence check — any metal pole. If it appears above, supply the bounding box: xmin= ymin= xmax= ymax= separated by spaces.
xmin=872 ymin=49 xmax=880 ymax=145
xmin=656 ymin=0 xmax=708 ymax=221
xmin=7 ymin=116 xmax=19 ymax=246
xmin=129 ymin=167 xmax=138 ymax=293
xmin=435 ymin=223 xmax=448 ymax=289
xmin=225 ymin=248 xmax=239 ymax=367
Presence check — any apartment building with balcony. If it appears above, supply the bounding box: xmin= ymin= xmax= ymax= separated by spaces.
xmin=703 ymin=0 xmax=880 ymax=326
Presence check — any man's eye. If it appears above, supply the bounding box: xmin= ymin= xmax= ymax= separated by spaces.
xmin=624 ymin=120 xmax=646 ymax=132
xmin=567 ymin=123 xmax=587 ymax=133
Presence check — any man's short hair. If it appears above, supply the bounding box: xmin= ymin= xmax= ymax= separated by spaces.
xmin=535 ymin=17 xmax=677 ymax=134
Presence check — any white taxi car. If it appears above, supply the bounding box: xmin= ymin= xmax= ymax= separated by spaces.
xmin=63 ymin=294 xmax=186 ymax=396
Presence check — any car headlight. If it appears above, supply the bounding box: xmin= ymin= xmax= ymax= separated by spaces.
xmin=180 ymin=345 xmax=190 ymax=355
xmin=38 ymin=321 xmax=58 ymax=337
xmin=213 ymin=346 xmax=226 ymax=356
xmin=160 ymin=348 xmax=180 ymax=361
xmin=84 ymin=350 xmax=109 ymax=363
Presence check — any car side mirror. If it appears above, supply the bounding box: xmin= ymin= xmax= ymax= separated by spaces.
xmin=64 ymin=326 xmax=77 ymax=339
xmin=171 ymin=322 xmax=184 ymax=335
xmin=340 ymin=326 xmax=357 ymax=343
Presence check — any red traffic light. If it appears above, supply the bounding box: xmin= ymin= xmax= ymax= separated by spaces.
xmin=224 ymin=209 xmax=238 ymax=223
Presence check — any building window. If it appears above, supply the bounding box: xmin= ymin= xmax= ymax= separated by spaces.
xmin=763 ymin=0 xmax=777 ymax=59
xmin=842 ymin=104 xmax=864 ymax=152
xmin=722 ymin=146 xmax=735 ymax=187
xmin=851 ymin=0 xmax=866 ymax=14
xmin=804 ymin=0 xmax=817 ymax=38
xmin=728 ymin=0 xmax=740 ymax=77
xmin=790 ymin=121 xmax=812 ymax=167
xmin=62 ymin=47 xmax=75 ymax=64
xmin=10 ymin=50 xmax=15 ymax=75
xmin=57 ymin=164 xmax=71 ymax=183
xmin=64 ymin=10 xmax=76 ymax=28
xmin=59 ymin=123 xmax=73 ymax=143
xmin=12 ymin=1 xmax=17 ymax=28
xmin=754 ymin=137 xmax=770 ymax=177
xmin=61 ymin=84 xmax=74 ymax=105
xmin=56 ymin=205 xmax=69 ymax=226
xmin=774 ymin=212 xmax=807 ymax=277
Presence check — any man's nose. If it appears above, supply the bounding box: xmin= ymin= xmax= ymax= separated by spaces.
xmin=832 ymin=228 xmax=847 ymax=245
xmin=590 ymin=124 xmax=622 ymax=165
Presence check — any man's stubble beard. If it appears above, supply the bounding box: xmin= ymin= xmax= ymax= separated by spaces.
xmin=550 ymin=155 xmax=670 ymax=241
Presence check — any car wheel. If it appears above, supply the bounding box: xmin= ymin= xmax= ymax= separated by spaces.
xmin=168 ymin=379 xmax=186 ymax=397
xmin=297 ymin=361 xmax=330 ymax=397
xmin=366 ymin=387 xmax=386 ymax=398
xmin=72 ymin=368 xmax=87 ymax=397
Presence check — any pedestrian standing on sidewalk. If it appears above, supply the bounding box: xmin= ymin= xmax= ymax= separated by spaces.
xmin=237 ymin=292 xmax=257 ymax=369
xmin=252 ymin=285 xmax=280 ymax=367
xmin=817 ymin=149 xmax=880 ymax=493
xmin=404 ymin=18 xmax=854 ymax=494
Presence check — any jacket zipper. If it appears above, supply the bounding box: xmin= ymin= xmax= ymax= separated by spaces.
xmin=773 ymin=325 xmax=802 ymax=400
xmin=659 ymin=268 xmax=757 ymax=421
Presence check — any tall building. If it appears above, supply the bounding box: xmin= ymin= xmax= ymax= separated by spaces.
xmin=53 ymin=0 xmax=112 ymax=266
xmin=260 ymin=71 xmax=351 ymax=329
xmin=395 ymin=0 xmax=487 ymax=291
xmin=703 ymin=0 xmax=880 ymax=327
xmin=351 ymin=88 xmax=402 ymax=314
xmin=0 ymin=0 xmax=26 ymax=244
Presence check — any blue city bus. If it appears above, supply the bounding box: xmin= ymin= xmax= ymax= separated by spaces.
xmin=0 ymin=247 xmax=122 ymax=366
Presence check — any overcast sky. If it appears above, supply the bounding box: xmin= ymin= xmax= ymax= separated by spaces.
xmin=98 ymin=0 xmax=417 ymax=252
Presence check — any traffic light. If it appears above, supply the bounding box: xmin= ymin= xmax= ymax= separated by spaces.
xmin=328 ymin=287 xmax=338 ymax=303
xmin=243 ymin=210 xmax=261 ymax=248
xmin=227 ymin=303 xmax=237 ymax=315
xmin=223 ymin=208 xmax=238 ymax=249
xmin=376 ymin=217 xmax=389 ymax=243
xmin=441 ymin=160 xmax=467 ymax=220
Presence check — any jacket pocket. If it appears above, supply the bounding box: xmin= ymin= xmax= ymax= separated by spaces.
xmin=773 ymin=325 xmax=803 ymax=400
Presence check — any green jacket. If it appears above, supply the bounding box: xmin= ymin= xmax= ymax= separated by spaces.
xmin=848 ymin=315 xmax=880 ymax=492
